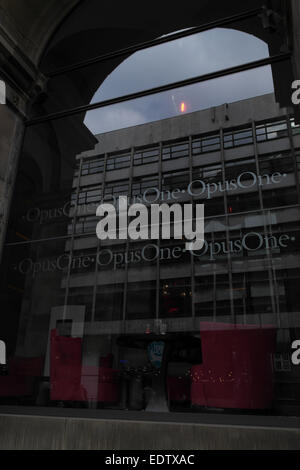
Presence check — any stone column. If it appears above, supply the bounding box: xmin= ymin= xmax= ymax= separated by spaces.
xmin=0 ymin=104 xmax=24 ymax=261
xmin=291 ymin=1 xmax=300 ymax=79
xmin=290 ymin=0 xmax=300 ymax=122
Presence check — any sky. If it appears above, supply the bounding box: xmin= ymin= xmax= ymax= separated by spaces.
xmin=84 ymin=27 xmax=274 ymax=135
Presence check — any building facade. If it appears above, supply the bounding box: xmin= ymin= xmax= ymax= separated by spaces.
xmin=1 ymin=92 xmax=300 ymax=414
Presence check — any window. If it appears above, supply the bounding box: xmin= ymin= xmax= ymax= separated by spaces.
xmin=259 ymin=151 xmax=295 ymax=175
xmin=193 ymin=163 xmax=222 ymax=185
xmin=134 ymin=146 xmax=159 ymax=165
xmin=273 ymin=353 xmax=292 ymax=372
xmin=256 ymin=119 xmax=288 ymax=142
xmin=68 ymin=287 xmax=93 ymax=322
xmin=76 ymin=186 xmax=102 ymax=205
xmin=195 ymin=275 xmax=231 ymax=317
xmin=162 ymin=170 xmax=190 ymax=192
xmin=132 ymin=176 xmax=159 ymax=199
xmin=160 ymin=278 xmax=192 ymax=318
xmin=74 ymin=216 xmax=98 ymax=234
xmin=70 ymin=248 xmax=97 ymax=274
xmin=296 ymin=150 xmax=300 ymax=171
xmin=104 ymin=180 xmax=130 ymax=199
xmin=262 ymin=187 xmax=298 ymax=209
xmin=95 ymin=284 xmax=124 ymax=321
xmin=224 ymin=126 xmax=253 ymax=148
xmin=106 ymin=152 xmax=131 ymax=171
xmin=227 ymin=192 xmax=261 ymax=213
xmin=290 ymin=118 xmax=300 ymax=136
xmin=225 ymin=156 xmax=256 ymax=180
xmin=81 ymin=157 xmax=105 ymax=176
xmin=192 ymin=133 xmax=221 ymax=154
xmin=127 ymin=281 xmax=156 ymax=319
xmin=192 ymin=164 xmax=224 ymax=216
xmin=162 ymin=140 xmax=189 ymax=161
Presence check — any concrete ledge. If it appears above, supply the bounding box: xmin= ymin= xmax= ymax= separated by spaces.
xmin=0 ymin=412 xmax=300 ymax=450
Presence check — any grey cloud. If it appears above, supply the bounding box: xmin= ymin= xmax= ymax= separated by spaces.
xmin=84 ymin=28 xmax=274 ymax=135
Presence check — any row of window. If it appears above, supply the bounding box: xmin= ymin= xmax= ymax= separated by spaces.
xmin=70 ymin=185 xmax=299 ymax=234
xmin=73 ymin=150 xmax=299 ymax=211
xmin=66 ymin=267 xmax=300 ymax=321
xmin=76 ymin=118 xmax=300 ymax=176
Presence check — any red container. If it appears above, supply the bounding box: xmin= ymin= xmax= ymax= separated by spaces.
xmin=0 ymin=356 xmax=44 ymax=398
xmin=191 ymin=322 xmax=277 ymax=410
xmin=97 ymin=366 xmax=120 ymax=403
xmin=50 ymin=329 xmax=84 ymax=401
xmin=80 ymin=366 xmax=120 ymax=403
xmin=50 ymin=330 xmax=120 ymax=403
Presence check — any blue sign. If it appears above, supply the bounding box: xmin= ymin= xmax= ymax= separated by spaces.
xmin=147 ymin=341 xmax=165 ymax=369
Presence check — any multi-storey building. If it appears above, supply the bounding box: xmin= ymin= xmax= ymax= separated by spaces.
xmin=2 ymin=92 xmax=300 ymax=414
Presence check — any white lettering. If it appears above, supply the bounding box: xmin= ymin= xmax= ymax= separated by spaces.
xmin=96 ymin=203 xmax=117 ymax=240
xmin=292 ymin=80 xmax=300 ymax=105
xmin=0 ymin=80 xmax=6 ymax=105
xmin=128 ymin=202 xmax=149 ymax=240
xmin=292 ymin=340 xmax=300 ymax=365
xmin=0 ymin=340 xmax=6 ymax=365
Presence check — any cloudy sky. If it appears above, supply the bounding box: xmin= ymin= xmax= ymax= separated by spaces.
xmin=84 ymin=27 xmax=274 ymax=135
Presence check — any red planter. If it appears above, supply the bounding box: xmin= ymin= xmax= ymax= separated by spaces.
xmin=50 ymin=329 xmax=120 ymax=403
xmin=0 ymin=356 xmax=44 ymax=398
xmin=50 ymin=329 xmax=84 ymax=401
xmin=191 ymin=322 xmax=277 ymax=410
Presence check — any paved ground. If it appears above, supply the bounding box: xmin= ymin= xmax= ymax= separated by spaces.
xmin=0 ymin=406 xmax=300 ymax=429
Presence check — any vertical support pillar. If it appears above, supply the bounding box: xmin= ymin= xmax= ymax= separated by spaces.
xmin=0 ymin=105 xmax=24 ymax=262
xmin=156 ymin=142 xmax=163 ymax=320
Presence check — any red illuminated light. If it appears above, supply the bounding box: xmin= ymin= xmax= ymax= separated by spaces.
xmin=180 ymin=102 xmax=187 ymax=113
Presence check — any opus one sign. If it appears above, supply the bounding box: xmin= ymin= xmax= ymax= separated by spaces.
xmin=94 ymin=172 xmax=287 ymax=251
xmin=109 ymin=170 xmax=287 ymax=204
xmin=17 ymin=232 xmax=294 ymax=275
xmin=24 ymin=170 xmax=287 ymax=225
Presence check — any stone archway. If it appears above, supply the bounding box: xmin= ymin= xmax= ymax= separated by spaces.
xmin=0 ymin=0 xmax=295 ymax=112
xmin=39 ymin=0 xmax=291 ymax=116
xmin=0 ymin=0 xmax=80 ymax=64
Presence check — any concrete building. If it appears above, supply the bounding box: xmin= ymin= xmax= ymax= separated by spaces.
xmin=59 ymin=94 xmax=300 ymax=411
